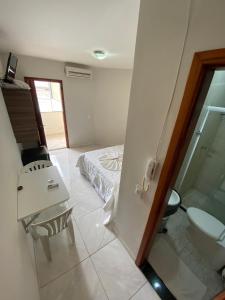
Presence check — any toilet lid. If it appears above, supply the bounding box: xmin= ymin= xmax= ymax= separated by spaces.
xmin=187 ymin=207 xmax=225 ymax=240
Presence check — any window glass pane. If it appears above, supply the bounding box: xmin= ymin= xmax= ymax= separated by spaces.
xmin=35 ymin=81 xmax=51 ymax=100
xmin=35 ymin=81 xmax=52 ymax=112
xmin=50 ymin=82 xmax=62 ymax=112
xmin=52 ymin=99 xmax=62 ymax=111
xmin=34 ymin=81 xmax=62 ymax=112
xmin=38 ymin=99 xmax=52 ymax=112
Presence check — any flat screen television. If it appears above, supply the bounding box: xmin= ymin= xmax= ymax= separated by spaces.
xmin=4 ymin=52 xmax=18 ymax=83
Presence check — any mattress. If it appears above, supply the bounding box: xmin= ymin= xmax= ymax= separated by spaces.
xmin=77 ymin=145 xmax=124 ymax=223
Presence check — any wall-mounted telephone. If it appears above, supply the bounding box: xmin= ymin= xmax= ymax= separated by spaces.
xmin=145 ymin=158 xmax=158 ymax=181
xmin=135 ymin=158 xmax=159 ymax=197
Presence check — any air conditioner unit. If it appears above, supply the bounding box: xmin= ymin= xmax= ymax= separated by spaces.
xmin=65 ymin=64 xmax=92 ymax=79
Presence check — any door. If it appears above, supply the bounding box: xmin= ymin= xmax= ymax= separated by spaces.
xmin=136 ymin=49 xmax=225 ymax=300
xmin=25 ymin=77 xmax=69 ymax=150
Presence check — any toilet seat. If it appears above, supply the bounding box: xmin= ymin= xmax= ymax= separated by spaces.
xmin=187 ymin=207 xmax=225 ymax=241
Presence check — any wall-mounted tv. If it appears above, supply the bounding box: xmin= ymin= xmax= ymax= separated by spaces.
xmin=4 ymin=52 xmax=18 ymax=83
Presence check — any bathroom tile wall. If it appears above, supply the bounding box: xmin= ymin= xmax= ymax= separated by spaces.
xmin=195 ymin=115 xmax=225 ymax=223
xmin=195 ymin=115 xmax=225 ymax=195
xmin=178 ymin=112 xmax=220 ymax=195
xmin=177 ymin=71 xmax=225 ymax=223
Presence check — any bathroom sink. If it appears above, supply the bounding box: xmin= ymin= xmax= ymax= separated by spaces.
xmin=158 ymin=189 xmax=181 ymax=233
xmin=164 ymin=189 xmax=181 ymax=217
xmin=168 ymin=190 xmax=181 ymax=206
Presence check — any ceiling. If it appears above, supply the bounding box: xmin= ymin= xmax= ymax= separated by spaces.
xmin=0 ymin=0 xmax=140 ymax=69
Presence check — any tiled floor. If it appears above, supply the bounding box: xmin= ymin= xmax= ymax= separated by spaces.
xmin=149 ymin=208 xmax=224 ymax=300
xmin=149 ymin=235 xmax=207 ymax=300
xmin=33 ymin=147 xmax=159 ymax=300
xmin=46 ymin=133 xmax=67 ymax=150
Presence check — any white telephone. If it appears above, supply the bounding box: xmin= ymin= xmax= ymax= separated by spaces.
xmin=135 ymin=158 xmax=159 ymax=197
xmin=145 ymin=158 xmax=158 ymax=181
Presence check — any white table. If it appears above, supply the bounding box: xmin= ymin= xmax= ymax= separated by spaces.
xmin=17 ymin=166 xmax=69 ymax=231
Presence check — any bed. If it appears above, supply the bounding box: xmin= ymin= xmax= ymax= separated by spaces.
xmin=76 ymin=145 xmax=124 ymax=223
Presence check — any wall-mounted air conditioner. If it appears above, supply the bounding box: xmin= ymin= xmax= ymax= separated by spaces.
xmin=65 ymin=64 xmax=92 ymax=79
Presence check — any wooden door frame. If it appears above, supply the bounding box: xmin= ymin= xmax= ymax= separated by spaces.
xmin=24 ymin=77 xmax=69 ymax=148
xmin=136 ymin=48 xmax=225 ymax=268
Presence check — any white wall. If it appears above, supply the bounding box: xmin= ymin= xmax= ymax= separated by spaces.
xmin=94 ymin=68 xmax=132 ymax=146
xmin=115 ymin=0 xmax=225 ymax=259
xmin=41 ymin=112 xmax=64 ymax=136
xmin=1 ymin=53 xmax=96 ymax=147
xmin=0 ymin=90 xmax=40 ymax=300
xmin=115 ymin=0 xmax=191 ymax=258
xmin=0 ymin=53 xmax=132 ymax=147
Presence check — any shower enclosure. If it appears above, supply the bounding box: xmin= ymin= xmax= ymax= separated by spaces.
xmin=175 ymin=70 xmax=225 ymax=224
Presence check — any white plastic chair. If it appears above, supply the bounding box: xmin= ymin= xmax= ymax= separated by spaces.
xmin=30 ymin=207 xmax=74 ymax=261
xmin=22 ymin=160 xmax=52 ymax=173
xmin=20 ymin=160 xmax=53 ymax=230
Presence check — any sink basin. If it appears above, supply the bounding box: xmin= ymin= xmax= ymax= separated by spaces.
xmin=168 ymin=189 xmax=181 ymax=206
xmin=164 ymin=189 xmax=181 ymax=217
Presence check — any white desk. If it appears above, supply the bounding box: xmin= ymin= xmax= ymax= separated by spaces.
xmin=17 ymin=166 xmax=69 ymax=224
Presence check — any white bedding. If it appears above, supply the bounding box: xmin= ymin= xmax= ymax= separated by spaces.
xmin=76 ymin=145 xmax=124 ymax=223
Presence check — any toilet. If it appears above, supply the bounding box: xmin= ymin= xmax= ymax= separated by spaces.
xmin=187 ymin=207 xmax=225 ymax=270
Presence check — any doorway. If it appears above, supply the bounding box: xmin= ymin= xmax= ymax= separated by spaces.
xmin=25 ymin=77 xmax=69 ymax=150
xmin=136 ymin=49 xmax=225 ymax=300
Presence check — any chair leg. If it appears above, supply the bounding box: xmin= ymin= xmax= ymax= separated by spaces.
xmin=40 ymin=236 xmax=52 ymax=261
xmin=67 ymin=220 xmax=75 ymax=244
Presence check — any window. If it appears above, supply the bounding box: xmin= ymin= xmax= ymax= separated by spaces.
xmin=34 ymin=81 xmax=62 ymax=112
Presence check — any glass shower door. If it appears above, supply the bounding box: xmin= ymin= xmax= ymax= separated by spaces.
xmin=175 ymin=71 xmax=225 ymax=224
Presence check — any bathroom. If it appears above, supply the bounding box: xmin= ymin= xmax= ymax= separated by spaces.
xmin=147 ymin=71 xmax=225 ymax=300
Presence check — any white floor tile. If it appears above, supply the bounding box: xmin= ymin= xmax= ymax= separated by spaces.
xmin=91 ymin=239 xmax=146 ymax=300
xmin=131 ymin=283 xmax=160 ymax=300
xmin=41 ymin=148 xmax=148 ymax=300
xmin=69 ymin=169 xmax=104 ymax=219
xmin=46 ymin=133 xmax=66 ymax=151
xmin=77 ymin=208 xmax=115 ymax=255
xmin=50 ymin=153 xmax=71 ymax=179
xmin=35 ymin=219 xmax=88 ymax=287
xmin=148 ymin=235 xmax=207 ymax=300
xmin=50 ymin=148 xmax=104 ymax=219
xmin=40 ymin=258 xmax=107 ymax=300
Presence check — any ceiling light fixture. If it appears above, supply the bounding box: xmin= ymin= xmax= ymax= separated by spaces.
xmin=93 ymin=50 xmax=107 ymax=60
